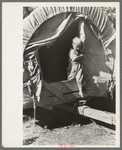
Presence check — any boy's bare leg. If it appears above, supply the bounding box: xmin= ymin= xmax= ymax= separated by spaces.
xmin=79 ymin=87 xmax=83 ymax=98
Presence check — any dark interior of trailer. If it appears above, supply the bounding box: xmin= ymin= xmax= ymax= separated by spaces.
xmin=38 ymin=20 xmax=79 ymax=83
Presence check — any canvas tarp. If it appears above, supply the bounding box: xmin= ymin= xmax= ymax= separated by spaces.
xmin=23 ymin=7 xmax=116 ymax=107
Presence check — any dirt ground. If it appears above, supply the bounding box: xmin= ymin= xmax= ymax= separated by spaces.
xmin=23 ymin=101 xmax=116 ymax=146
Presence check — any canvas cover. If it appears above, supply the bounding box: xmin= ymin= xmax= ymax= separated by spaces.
xmin=23 ymin=7 xmax=116 ymax=108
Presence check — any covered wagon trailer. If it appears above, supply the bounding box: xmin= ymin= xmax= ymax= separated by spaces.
xmin=23 ymin=7 xmax=116 ymax=123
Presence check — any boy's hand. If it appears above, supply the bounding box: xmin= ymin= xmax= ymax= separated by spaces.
xmin=72 ymin=54 xmax=83 ymax=62
xmin=76 ymin=53 xmax=83 ymax=57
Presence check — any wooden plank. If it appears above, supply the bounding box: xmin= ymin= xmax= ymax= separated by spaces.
xmin=23 ymin=80 xmax=79 ymax=99
xmin=37 ymin=105 xmax=53 ymax=110
xmin=23 ymin=102 xmax=53 ymax=110
xmin=50 ymin=79 xmax=78 ymax=93
xmin=78 ymin=106 xmax=116 ymax=125
xmin=37 ymin=92 xmax=81 ymax=107
xmin=40 ymin=86 xmax=54 ymax=98
xmin=43 ymin=81 xmax=67 ymax=102
xmin=54 ymin=103 xmax=75 ymax=112
xmin=54 ymin=104 xmax=116 ymax=125
xmin=40 ymin=79 xmax=79 ymax=98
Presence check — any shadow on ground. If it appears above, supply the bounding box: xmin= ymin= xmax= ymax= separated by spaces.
xmin=23 ymin=97 xmax=115 ymax=130
xmin=23 ymin=106 xmax=92 ymax=130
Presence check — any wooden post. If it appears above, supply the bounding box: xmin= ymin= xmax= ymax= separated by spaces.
xmin=78 ymin=106 xmax=116 ymax=125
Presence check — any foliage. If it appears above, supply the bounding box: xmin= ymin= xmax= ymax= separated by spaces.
xmin=101 ymin=7 xmax=116 ymax=28
xmin=23 ymin=7 xmax=37 ymax=19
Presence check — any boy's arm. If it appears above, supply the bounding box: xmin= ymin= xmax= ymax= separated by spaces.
xmin=72 ymin=54 xmax=83 ymax=62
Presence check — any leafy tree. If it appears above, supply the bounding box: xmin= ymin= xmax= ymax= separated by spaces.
xmin=101 ymin=7 xmax=116 ymax=28
xmin=23 ymin=7 xmax=37 ymax=19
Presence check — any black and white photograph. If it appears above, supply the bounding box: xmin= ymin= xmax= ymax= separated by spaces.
xmin=2 ymin=2 xmax=120 ymax=148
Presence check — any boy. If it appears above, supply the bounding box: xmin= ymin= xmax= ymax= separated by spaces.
xmin=68 ymin=37 xmax=84 ymax=98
